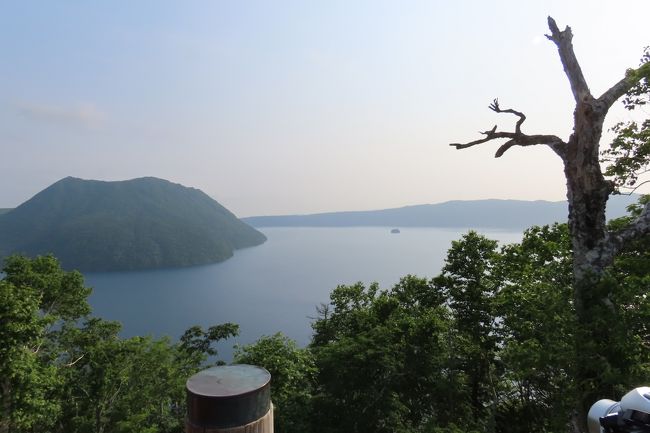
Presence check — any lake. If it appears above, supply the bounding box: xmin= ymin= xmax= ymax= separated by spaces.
xmin=86 ymin=227 xmax=522 ymax=360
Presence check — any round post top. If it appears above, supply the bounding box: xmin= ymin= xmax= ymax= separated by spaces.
xmin=186 ymin=364 xmax=271 ymax=398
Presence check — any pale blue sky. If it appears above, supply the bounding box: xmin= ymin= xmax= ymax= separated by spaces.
xmin=1 ymin=1 xmax=648 ymax=216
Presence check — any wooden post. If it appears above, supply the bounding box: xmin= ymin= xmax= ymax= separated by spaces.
xmin=186 ymin=364 xmax=273 ymax=433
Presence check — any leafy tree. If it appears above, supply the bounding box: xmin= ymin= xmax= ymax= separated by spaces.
xmin=602 ymin=47 xmax=650 ymax=192
xmin=433 ymin=231 xmax=500 ymax=428
xmin=469 ymin=218 xmax=650 ymax=433
xmin=55 ymin=321 xmax=238 ymax=433
xmin=310 ymin=277 xmax=456 ymax=433
xmin=450 ymin=17 xmax=650 ymax=429
xmin=234 ymin=333 xmax=316 ymax=433
xmin=0 ymin=255 xmax=90 ymax=433
xmin=55 ymin=319 xmax=230 ymax=433
xmin=594 ymin=198 xmax=650 ymax=394
xmin=0 ymin=279 xmax=57 ymax=433
xmin=179 ymin=323 xmax=240 ymax=366
xmin=494 ymin=224 xmax=575 ymax=433
xmin=427 ymin=221 xmax=649 ymax=432
xmin=0 ymin=255 xmax=239 ymax=433
xmin=304 ymin=218 xmax=649 ymax=433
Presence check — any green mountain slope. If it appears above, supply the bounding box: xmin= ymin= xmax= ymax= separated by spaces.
xmin=0 ymin=177 xmax=266 ymax=271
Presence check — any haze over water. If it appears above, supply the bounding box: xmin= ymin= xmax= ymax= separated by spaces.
xmin=86 ymin=226 xmax=522 ymax=360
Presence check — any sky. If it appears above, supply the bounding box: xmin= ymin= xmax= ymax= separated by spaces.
xmin=1 ymin=1 xmax=649 ymax=217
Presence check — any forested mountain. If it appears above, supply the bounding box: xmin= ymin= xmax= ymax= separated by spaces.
xmin=243 ymin=195 xmax=639 ymax=229
xmin=0 ymin=177 xmax=266 ymax=271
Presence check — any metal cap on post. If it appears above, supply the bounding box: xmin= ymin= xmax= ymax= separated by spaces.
xmin=186 ymin=364 xmax=273 ymax=433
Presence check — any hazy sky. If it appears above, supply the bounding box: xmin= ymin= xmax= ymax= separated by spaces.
xmin=1 ymin=1 xmax=649 ymax=216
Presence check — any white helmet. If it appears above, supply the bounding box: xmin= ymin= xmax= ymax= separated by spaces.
xmin=588 ymin=387 xmax=650 ymax=433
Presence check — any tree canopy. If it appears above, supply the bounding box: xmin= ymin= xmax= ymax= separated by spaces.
xmin=0 ymin=255 xmax=238 ymax=433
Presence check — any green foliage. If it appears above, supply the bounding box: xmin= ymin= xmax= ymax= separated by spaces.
xmin=235 ymin=333 xmax=316 ymax=433
xmin=180 ymin=323 xmax=240 ymax=359
xmin=433 ymin=232 xmax=500 ymax=428
xmin=0 ymin=255 xmax=90 ymax=432
xmin=603 ymin=118 xmax=650 ymax=190
xmin=55 ymin=318 xmax=228 ymax=433
xmin=0 ymin=177 xmax=266 ymax=271
xmin=602 ymin=47 xmax=650 ymax=191
xmin=305 ymin=219 xmax=650 ymax=433
xmin=0 ymin=279 xmax=59 ymax=432
xmin=57 ymin=320 xmax=179 ymax=433
xmin=310 ymin=277 xmax=455 ymax=433
xmin=494 ymin=224 xmax=575 ymax=433
xmin=0 ymin=255 xmax=238 ymax=433
xmin=595 ymin=203 xmax=650 ymax=393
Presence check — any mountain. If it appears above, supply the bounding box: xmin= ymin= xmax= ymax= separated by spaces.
xmin=0 ymin=177 xmax=266 ymax=272
xmin=243 ymin=195 xmax=641 ymax=230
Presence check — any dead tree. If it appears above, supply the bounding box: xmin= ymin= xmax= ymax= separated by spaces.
xmin=451 ymin=17 xmax=650 ymax=432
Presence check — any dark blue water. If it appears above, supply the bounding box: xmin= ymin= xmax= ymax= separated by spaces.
xmin=86 ymin=227 xmax=521 ymax=359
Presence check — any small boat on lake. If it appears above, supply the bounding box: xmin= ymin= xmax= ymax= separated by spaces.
xmin=391 ymin=228 xmax=401 ymax=234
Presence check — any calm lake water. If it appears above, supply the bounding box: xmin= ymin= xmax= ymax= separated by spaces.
xmin=86 ymin=227 xmax=522 ymax=360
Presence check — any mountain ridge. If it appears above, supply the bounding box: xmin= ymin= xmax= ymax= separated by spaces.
xmin=243 ymin=195 xmax=641 ymax=229
xmin=0 ymin=177 xmax=266 ymax=272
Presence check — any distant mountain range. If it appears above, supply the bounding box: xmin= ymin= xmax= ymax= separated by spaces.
xmin=0 ymin=177 xmax=266 ymax=272
xmin=243 ymin=195 xmax=641 ymax=230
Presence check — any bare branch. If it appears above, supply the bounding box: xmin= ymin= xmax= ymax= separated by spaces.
xmin=618 ymin=179 xmax=650 ymax=195
xmin=32 ymin=339 xmax=45 ymax=354
xmin=490 ymin=99 xmax=526 ymax=133
xmin=495 ymin=135 xmax=567 ymax=158
xmin=545 ymin=16 xmax=591 ymax=102
xmin=449 ymin=99 xmax=567 ymax=159
xmin=65 ymin=353 xmax=85 ymax=367
xmin=450 ymin=127 xmax=516 ymax=150
xmin=602 ymin=202 xmax=650 ymax=263
xmin=598 ymin=62 xmax=650 ymax=110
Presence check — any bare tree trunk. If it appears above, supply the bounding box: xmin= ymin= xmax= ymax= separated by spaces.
xmin=450 ymin=17 xmax=650 ymax=433
xmin=95 ymin=405 xmax=103 ymax=433
xmin=564 ymin=96 xmax=613 ymax=432
xmin=565 ymin=99 xmax=610 ymax=294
